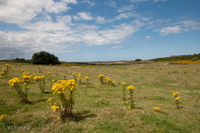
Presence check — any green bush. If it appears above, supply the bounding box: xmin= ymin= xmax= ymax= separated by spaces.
xmin=31 ymin=51 xmax=60 ymax=64
xmin=135 ymin=59 xmax=142 ymax=62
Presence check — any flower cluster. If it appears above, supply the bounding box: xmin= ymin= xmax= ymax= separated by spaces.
xmin=51 ymin=105 xmax=59 ymax=111
xmin=105 ymin=77 xmax=115 ymax=86
xmin=127 ymin=85 xmax=135 ymax=109
xmin=154 ymin=107 xmax=161 ymax=111
xmin=9 ymin=77 xmax=29 ymax=103
xmin=172 ymin=92 xmax=180 ymax=97
xmin=34 ymin=75 xmax=45 ymax=93
xmin=97 ymin=74 xmax=104 ymax=85
xmin=9 ymin=78 xmax=21 ymax=87
xmin=78 ymin=73 xmax=81 ymax=85
xmin=1 ymin=68 xmax=7 ymax=76
xmin=72 ymin=73 xmax=77 ymax=82
xmin=50 ymin=79 xmax=77 ymax=120
xmin=172 ymin=92 xmax=181 ymax=108
xmin=85 ymin=76 xmax=89 ymax=87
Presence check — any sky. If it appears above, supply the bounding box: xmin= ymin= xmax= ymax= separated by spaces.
xmin=0 ymin=0 xmax=200 ymax=62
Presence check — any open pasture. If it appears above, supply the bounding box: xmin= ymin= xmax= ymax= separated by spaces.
xmin=0 ymin=62 xmax=200 ymax=133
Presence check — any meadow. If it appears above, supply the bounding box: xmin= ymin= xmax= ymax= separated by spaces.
xmin=0 ymin=62 xmax=200 ymax=133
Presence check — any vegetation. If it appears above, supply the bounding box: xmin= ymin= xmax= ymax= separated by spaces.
xmin=151 ymin=53 xmax=200 ymax=62
xmin=31 ymin=51 xmax=60 ymax=65
xmin=0 ymin=61 xmax=200 ymax=132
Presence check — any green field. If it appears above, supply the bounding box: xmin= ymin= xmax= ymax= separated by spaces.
xmin=0 ymin=62 xmax=200 ymax=133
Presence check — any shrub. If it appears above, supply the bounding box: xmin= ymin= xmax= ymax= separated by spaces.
xmin=135 ymin=59 xmax=142 ymax=62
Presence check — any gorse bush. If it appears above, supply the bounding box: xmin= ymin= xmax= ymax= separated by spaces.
xmin=121 ymin=82 xmax=126 ymax=100
xmin=34 ymin=75 xmax=45 ymax=93
xmin=31 ymin=51 xmax=60 ymax=65
xmin=48 ymin=79 xmax=77 ymax=121
xmin=9 ymin=77 xmax=29 ymax=103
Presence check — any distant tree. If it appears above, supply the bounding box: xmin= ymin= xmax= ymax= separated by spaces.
xmin=31 ymin=51 xmax=60 ymax=64
xmin=135 ymin=59 xmax=142 ymax=62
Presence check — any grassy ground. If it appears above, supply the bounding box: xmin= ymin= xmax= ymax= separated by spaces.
xmin=0 ymin=62 xmax=200 ymax=133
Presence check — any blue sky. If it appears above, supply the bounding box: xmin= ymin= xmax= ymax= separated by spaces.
xmin=0 ymin=0 xmax=200 ymax=62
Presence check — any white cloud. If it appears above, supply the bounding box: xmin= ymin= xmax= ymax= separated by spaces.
xmin=105 ymin=0 xmax=117 ymax=8
xmin=111 ymin=46 xmax=123 ymax=49
xmin=96 ymin=16 xmax=106 ymax=24
xmin=83 ymin=0 xmax=96 ymax=6
xmin=62 ymin=0 xmax=77 ymax=4
xmin=56 ymin=15 xmax=74 ymax=25
xmin=0 ymin=0 xmax=76 ymax=24
xmin=117 ymin=4 xmax=134 ymax=13
xmin=73 ymin=12 xmax=93 ymax=21
xmin=113 ymin=12 xmax=139 ymax=21
xmin=141 ymin=36 xmax=153 ymax=41
xmin=154 ymin=26 xmax=182 ymax=35
xmin=181 ymin=20 xmax=200 ymax=31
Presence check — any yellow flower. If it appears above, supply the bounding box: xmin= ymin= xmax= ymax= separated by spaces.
xmin=57 ymin=116 xmax=60 ymax=121
xmin=26 ymin=86 xmax=29 ymax=89
xmin=126 ymin=102 xmax=128 ymax=104
xmin=172 ymin=92 xmax=180 ymax=96
xmin=121 ymin=82 xmax=126 ymax=86
xmin=0 ymin=114 xmax=6 ymax=121
xmin=129 ymin=107 xmax=131 ymax=109
xmin=112 ymin=81 xmax=115 ymax=84
xmin=51 ymin=106 xmax=59 ymax=111
xmin=127 ymin=85 xmax=134 ymax=90
xmin=52 ymin=80 xmax=55 ymax=82
xmin=154 ymin=107 xmax=161 ymax=111
xmin=63 ymin=74 xmax=65 ymax=76
xmin=85 ymin=76 xmax=89 ymax=79
xmin=48 ymin=98 xmax=51 ymax=102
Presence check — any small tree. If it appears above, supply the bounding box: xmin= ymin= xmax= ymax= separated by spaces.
xmin=31 ymin=51 xmax=60 ymax=65
xmin=135 ymin=59 xmax=142 ymax=62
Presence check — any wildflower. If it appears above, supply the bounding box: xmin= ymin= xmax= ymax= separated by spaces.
xmin=27 ymin=86 xmax=29 ymax=89
xmin=154 ymin=107 xmax=161 ymax=111
xmin=85 ymin=76 xmax=89 ymax=79
xmin=48 ymin=98 xmax=51 ymax=102
xmin=51 ymin=106 xmax=59 ymax=111
xmin=0 ymin=114 xmax=6 ymax=121
xmin=57 ymin=116 xmax=60 ymax=121
xmin=127 ymin=85 xmax=134 ymax=90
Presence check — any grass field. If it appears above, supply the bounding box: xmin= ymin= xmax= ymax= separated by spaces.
xmin=0 ymin=62 xmax=200 ymax=133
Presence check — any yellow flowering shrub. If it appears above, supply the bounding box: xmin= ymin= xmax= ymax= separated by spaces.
xmin=50 ymin=79 xmax=77 ymax=120
xmin=85 ymin=76 xmax=89 ymax=87
xmin=72 ymin=73 xmax=77 ymax=82
xmin=105 ymin=77 xmax=116 ymax=86
xmin=127 ymin=85 xmax=135 ymax=109
xmin=97 ymin=74 xmax=104 ymax=85
xmin=121 ymin=82 xmax=126 ymax=100
xmin=34 ymin=75 xmax=45 ymax=93
xmin=9 ymin=77 xmax=29 ymax=103
xmin=172 ymin=92 xmax=181 ymax=108
xmin=78 ymin=73 xmax=81 ymax=86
